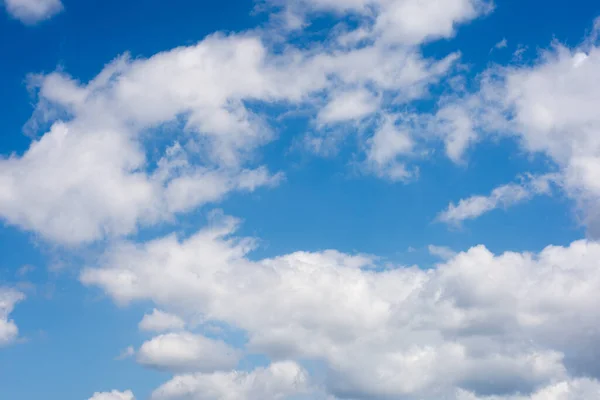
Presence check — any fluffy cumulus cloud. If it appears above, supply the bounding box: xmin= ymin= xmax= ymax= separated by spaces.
xmin=82 ymin=214 xmax=600 ymax=399
xmin=88 ymin=390 xmax=135 ymax=400
xmin=0 ymin=288 xmax=24 ymax=347
xmin=151 ymin=361 xmax=308 ymax=400
xmin=4 ymin=1 xmax=600 ymax=399
xmin=3 ymin=0 xmax=63 ymax=24
xmin=139 ymin=309 xmax=186 ymax=333
xmin=426 ymin=18 xmax=600 ymax=234
xmin=497 ymin=41 xmax=600 ymax=236
xmin=136 ymin=332 xmax=240 ymax=373
xmin=0 ymin=0 xmax=495 ymax=245
xmin=0 ymin=35 xmax=294 ymax=244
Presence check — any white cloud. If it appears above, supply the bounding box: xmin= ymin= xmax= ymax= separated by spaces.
xmin=139 ymin=309 xmax=186 ymax=333
xmin=0 ymin=122 xmax=280 ymax=245
xmin=365 ymin=114 xmax=415 ymax=180
xmin=4 ymin=3 xmax=600 ymax=400
xmin=456 ymin=378 xmax=600 ymax=400
xmin=494 ymin=38 xmax=508 ymax=50
xmin=88 ymin=390 xmax=135 ymax=400
xmin=151 ymin=361 xmax=308 ymax=400
xmin=272 ymin=0 xmax=493 ymax=45
xmin=317 ymin=88 xmax=379 ymax=124
xmin=136 ymin=332 xmax=240 ymax=373
xmin=497 ymin=43 xmax=600 ymax=235
xmin=116 ymin=346 xmax=135 ymax=361
xmin=3 ymin=0 xmax=63 ymax=24
xmin=0 ymin=33 xmax=293 ymax=245
xmin=373 ymin=0 xmax=493 ymax=46
xmin=428 ymin=245 xmax=457 ymax=260
xmin=1 ymin=17 xmax=464 ymax=244
xmin=82 ymin=215 xmax=600 ymax=398
xmin=437 ymin=174 xmax=558 ymax=225
xmin=434 ymin=103 xmax=478 ymax=163
xmin=427 ymin=20 xmax=600 ymax=235
xmin=0 ymin=0 xmax=487 ymax=247
xmin=0 ymin=288 xmax=24 ymax=347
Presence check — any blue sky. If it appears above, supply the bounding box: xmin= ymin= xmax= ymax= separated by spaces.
xmin=1 ymin=1 xmax=600 ymax=400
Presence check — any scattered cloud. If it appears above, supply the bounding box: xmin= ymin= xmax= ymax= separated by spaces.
xmin=15 ymin=264 xmax=35 ymax=278
xmin=3 ymin=0 xmax=63 ymax=24
xmin=317 ymin=88 xmax=379 ymax=125
xmin=513 ymin=45 xmax=528 ymax=61
xmin=270 ymin=0 xmax=493 ymax=45
xmin=428 ymin=245 xmax=457 ymax=260
xmin=492 ymin=38 xmax=508 ymax=52
xmin=437 ymin=174 xmax=558 ymax=225
xmin=115 ymin=346 xmax=135 ymax=361
xmin=0 ymin=288 xmax=24 ymax=347
xmin=0 ymin=0 xmax=497 ymax=245
xmin=88 ymin=390 xmax=135 ymax=400
xmin=3 ymin=2 xmax=600 ymax=400
xmin=430 ymin=20 xmax=600 ymax=235
xmin=136 ymin=332 xmax=240 ymax=373
xmin=365 ymin=114 xmax=415 ymax=181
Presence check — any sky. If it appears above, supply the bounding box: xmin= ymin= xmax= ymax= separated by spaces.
xmin=1 ymin=0 xmax=600 ymax=399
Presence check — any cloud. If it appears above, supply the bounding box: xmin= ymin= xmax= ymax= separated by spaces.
xmin=495 ymin=43 xmax=600 ymax=236
xmin=493 ymin=38 xmax=508 ymax=51
xmin=271 ymin=0 xmax=493 ymax=45
xmin=88 ymin=390 xmax=135 ymax=400
xmin=15 ymin=264 xmax=35 ymax=278
xmin=428 ymin=245 xmax=457 ymax=260
xmin=151 ymin=361 xmax=308 ymax=400
xmin=3 ymin=0 xmax=63 ymax=24
xmin=1 ymin=14 xmax=465 ymax=245
xmin=82 ymin=215 xmax=600 ymax=398
xmin=115 ymin=346 xmax=135 ymax=361
xmin=0 ymin=288 xmax=24 ymax=347
xmin=139 ymin=309 xmax=186 ymax=333
xmin=424 ymin=19 xmax=600 ymax=235
xmin=1 ymin=0 xmax=500 ymax=246
xmin=317 ymin=88 xmax=379 ymax=124
xmin=0 ymin=33 xmax=292 ymax=245
xmin=365 ymin=114 xmax=415 ymax=180
xmin=3 ymin=3 xmax=600 ymax=400
xmin=456 ymin=378 xmax=600 ymax=400
xmin=437 ymin=174 xmax=558 ymax=225
xmin=0 ymin=122 xmax=280 ymax=245
xmin=136 ymin=332 xmax=240 ymax=373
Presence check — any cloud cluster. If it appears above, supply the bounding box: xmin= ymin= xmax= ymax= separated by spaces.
xmin=5 ymin=1 xmax=600 ymax=400
xmin=0 ymin=0 xmax=495 ymax=245
xmin=82 ymin=214 xmax=600 ymax=399
xmin=422 ymin=19 xmax=600 ymax=233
